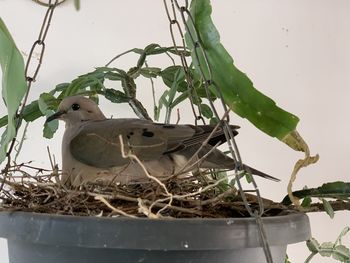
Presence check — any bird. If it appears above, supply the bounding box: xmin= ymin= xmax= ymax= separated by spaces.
xmin=46 ymin=95 xmax=279 ymax=186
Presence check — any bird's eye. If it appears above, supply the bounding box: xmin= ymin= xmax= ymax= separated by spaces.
xmin=71 ymin=103 xmax=80 ymax=111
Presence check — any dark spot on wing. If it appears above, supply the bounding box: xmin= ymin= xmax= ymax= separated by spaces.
xmin=142 ymin=130 xmax=154 ymax=137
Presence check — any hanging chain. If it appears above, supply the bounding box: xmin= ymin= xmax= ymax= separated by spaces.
xmin=163 ymin=0 xmax=205 ymax=125
xmin=0 ymin=0 xmax=59 ymax=192
xmin=163 ymin=1 xmax=273 ymax=262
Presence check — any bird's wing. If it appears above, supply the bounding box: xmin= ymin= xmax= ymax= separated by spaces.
xmin=70 ymin=119 xmax=240 ymax=168
xmin=69 ymin=119 xmax=195 ymax=168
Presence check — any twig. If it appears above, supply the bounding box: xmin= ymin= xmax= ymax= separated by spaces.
xmin=95 ymin=195 xmax=137 ymax=218
xmin=118 ymin=135 xmax=174 ymax=217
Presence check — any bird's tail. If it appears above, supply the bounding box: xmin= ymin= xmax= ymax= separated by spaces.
xmin=242 ymin=164 xmax=280 ymax=182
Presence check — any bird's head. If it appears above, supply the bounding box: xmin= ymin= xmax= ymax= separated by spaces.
xmin=46 ymin=96 xmax=106 ymax=126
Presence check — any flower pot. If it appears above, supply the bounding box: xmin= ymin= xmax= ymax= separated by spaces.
xmin=0 ymin=211 xmax=310 ymax=263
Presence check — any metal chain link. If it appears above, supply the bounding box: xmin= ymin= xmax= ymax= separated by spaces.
xmin=163 ymin=0 xmax=205 ymax=125
xmin=163 ymin=1 xmax=274 ymax=262
xmin=1 ymin=0 xmax=59 ymax=191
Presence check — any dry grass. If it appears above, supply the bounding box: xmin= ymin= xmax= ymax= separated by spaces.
xmin=0 ymin=162 xmax=296 ymax=218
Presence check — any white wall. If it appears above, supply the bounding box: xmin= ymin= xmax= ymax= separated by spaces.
xmin=0 ymin=1 xmax=349 ymax=262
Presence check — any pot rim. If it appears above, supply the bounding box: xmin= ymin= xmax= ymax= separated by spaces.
xmin=0 ymin=211 xmax=311 ymax=250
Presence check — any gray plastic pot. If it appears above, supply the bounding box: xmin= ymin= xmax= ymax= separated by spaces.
xmin=0 ymin=211 xmax=310 ymax=263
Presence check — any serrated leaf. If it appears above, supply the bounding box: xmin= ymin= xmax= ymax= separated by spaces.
xmin=318 ymin=242 xmax=334 ymax=257
xmin=51 ymin=82 xmax=70 ymax=94
xmin=104 ymin=88 xmax=129 ymax=103
xmin=140 ymin=67 xmax=161 ymax=78
xmin=321 ymin=198 xmax=335 ymax=219
xmin=104 ymin=71 xmax=123 ymax=81
xmin=332 ymin=245 xmax=350 ymax=262
xmin=187 ymin=0 xmax=303 ymax=150
xmin=0 ymin=18 xmax=27 ymax=164
xmin=281 ymin=181 xmax=350 ymax=205
xmin=127 ymin=67 xmax=141 ymax=79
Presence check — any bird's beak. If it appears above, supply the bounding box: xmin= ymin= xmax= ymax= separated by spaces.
xmin=46 ymin=111 xmax=65 ymax=123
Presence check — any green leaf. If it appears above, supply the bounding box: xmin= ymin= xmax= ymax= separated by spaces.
xmin=0 ymin=17 xmax=27 ymax=163
xmin=284 ymin=254 xmax=292 ymax=263
xmin=38 ymin=93 xmax=59 ymax=138
xmin=127 ymin=67 xmax=141 ymax=79
xmin=210 ymin=117 xmax=220 ymax=125
xmin=301 ymin=196 xmax=312 ymax=208
xmin=51 ymin=82 xmax=70 ymax=94
xmin=22 ymin=100 xmax=43 ymax=122
xmin=74 ymin=0 xmax=80 ymax=10
xmin=0 ymin=115 xmax=7 ymax=128
xmin=318 ymin=242 xmax=334 ymax=257
xmin=321 ymin=198 xmax=335 ymax=219
xmin=161 ymin=66 xmax=188 ymax=92
xmin=187 ymin=0 xmax=302 ymax=150
xmin=199 ymin=103 xmax=213 ymax=119
xmin=43 ymin=110 xmax=58 ymax=139
xmin=140 ymin=67 xmax=161 ymax=78
xmin=104 ymin=88 xmax=129 ymax=103
xmin=307 ymin=238 xmax=320 ymax=253
xmin=104 ymin=71 xmax=123 ymax=81
xmin=171 ymin=92 xmax=190 ymax=109
xmin=281 ymin=181 xmax=350 ymax=205
xmin=332 ymin=245 xmax=350 ymax=262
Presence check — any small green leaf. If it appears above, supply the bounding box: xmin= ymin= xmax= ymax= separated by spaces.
xmin=210 ymin=117 xmax=220 ymax=125
xmin=127 ymin=67 xmax=141 ymax=79
xmin=51 ymin=82 xmax=70 ymax=94
xmin=171 ymin=92 xmax=190 ymax=108
xmin=0 ymin=17 xmax=27 ymax=164
xmin=321 ymin=198 xmax=335 ymax=219
xmin=137 ymin=53 xmax=146 ymax=69
xmin=161 ymin=66 xmax=187 ymax=92
xmin=284 ymin=254 xmax=292 ymax=263
xmin=199 ymin=103 xmax=213 ymax=119
xmin=318 ymin=242 xmax=334 ymax=257
xmin=22 ymin=100 xmax=42 ymax=122
xmin=74 ymin=0 xmax=80 ymax=10
xmin=307 ymin=238 xmax=320 ymax=253
xmin=0 ymin=115 xmax=7 ymax=128
xmin=104 ymin=89 xmax=129 ymax=103
xmin=38 ymin=93 xmax=59 ymax=138
xmin=301 ymin=196 xmax=312 ymax=208
xmin=140 ymin=67 xmax=161 ymax=78
xmin=144 ymin=43 xmax=162 ymax=55
xmin=104 ymin=71 xmax=123 ymax=81
xmin=332 ymin=245 xmax=350 ymax=262
xmin=43 ymin=111 xmax=58 ymax=139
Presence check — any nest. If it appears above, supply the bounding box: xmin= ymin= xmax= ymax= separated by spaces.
xmin=0 ymin=162 xmax=296 ymax=218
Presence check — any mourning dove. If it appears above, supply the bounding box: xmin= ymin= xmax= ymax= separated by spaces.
xmin=46 ymin=96 xmax=279 ymax=186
